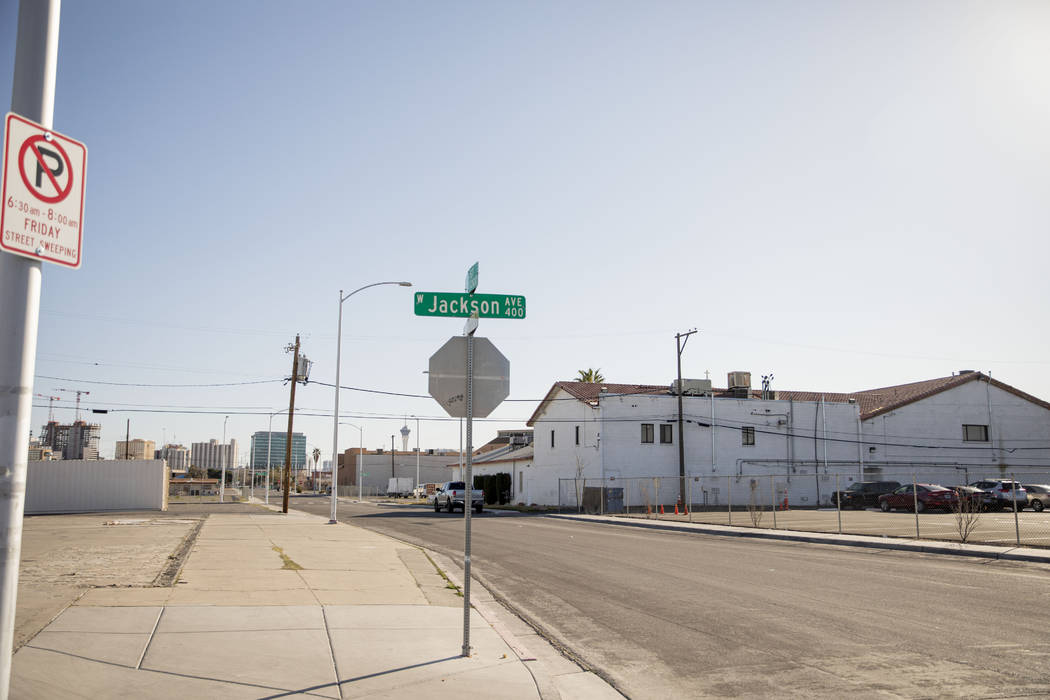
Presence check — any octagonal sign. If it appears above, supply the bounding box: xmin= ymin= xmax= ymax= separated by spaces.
xmin=428 ymin=336 xmax=509 ymax=418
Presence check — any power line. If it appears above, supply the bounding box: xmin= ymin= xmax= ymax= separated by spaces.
xmin=34 ymin=375 xmax=282 ymax=388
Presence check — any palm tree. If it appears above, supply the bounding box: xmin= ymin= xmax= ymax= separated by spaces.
xmin=576 ymin=368 xmax=605 ymax=383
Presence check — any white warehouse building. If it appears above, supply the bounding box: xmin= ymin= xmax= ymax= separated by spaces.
xmin=524 ymin=371 xmax=1050 ymax=509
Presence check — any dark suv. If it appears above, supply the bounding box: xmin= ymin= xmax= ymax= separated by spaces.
xmin=831 ymin=481 xmax=901 ymax=509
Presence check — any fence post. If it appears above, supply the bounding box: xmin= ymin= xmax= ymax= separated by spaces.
xmin=1012 ymin=472 xmax=1020 ymax=547
xmin=770 ymin=474 xmax=777 ymax=529
xmin=912 ymin=473 xmax=920 ymax=539
xmin=727 ymin=475 xmax=732 ymax=527
xmin=836 ymin=473 xmax=842 ymax=534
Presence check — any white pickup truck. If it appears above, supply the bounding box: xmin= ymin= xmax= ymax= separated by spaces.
xmin=432 ymin=481 xmax=484 ymax=514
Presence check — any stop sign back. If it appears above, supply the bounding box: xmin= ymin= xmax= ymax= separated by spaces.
xmin=428 ymin=336 xmax=510 ymax=418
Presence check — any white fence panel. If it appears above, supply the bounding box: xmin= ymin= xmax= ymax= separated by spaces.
xmin=26 ymin=459 xmax=169 ymax=514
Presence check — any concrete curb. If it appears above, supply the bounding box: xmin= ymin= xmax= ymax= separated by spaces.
xmin=549 ymin=513 xmax=1050 ymax=564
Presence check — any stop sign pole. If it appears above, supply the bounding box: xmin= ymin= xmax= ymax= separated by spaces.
xmin=421 ymin=262 xmax=520 ymax=657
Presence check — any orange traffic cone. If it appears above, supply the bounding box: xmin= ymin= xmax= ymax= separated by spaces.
xmin=660 ymin=504 xmax=665 ymax=515
xmin=675 ymin=503 xmax=680 ymax=515
xmin=684 ymin=504 xmax=689 ymax=515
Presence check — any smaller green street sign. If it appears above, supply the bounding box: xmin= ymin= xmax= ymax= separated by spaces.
xmin=465 ymin=262 xmax=478 ymax=294
xmin=415 ymin=292 xmax=526 ymax=319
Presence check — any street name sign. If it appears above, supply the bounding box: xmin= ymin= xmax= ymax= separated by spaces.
xmin=0 ymin=113 xmax=87 ymax=268
xmin=414 ymin=292 xmax=526 ymax=319
xmin=428 ymin=336 xmax=510 ymax=418
xmin=465 ymin=261 xmax=478 ymax=294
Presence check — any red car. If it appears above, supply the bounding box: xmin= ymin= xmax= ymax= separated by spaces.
xmin=878 ymin=484 xmax=958 ymax=513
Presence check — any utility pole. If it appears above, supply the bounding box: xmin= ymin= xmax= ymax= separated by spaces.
xmin=675 ymin=329 xmax=698 ymax=508
xmin=390 ymin=435 xmax=395 ymax=479
xmin=282 ymin=335 xmax=301 ymax=513
xmin=125 ymin=419 xmax=130 ymax=459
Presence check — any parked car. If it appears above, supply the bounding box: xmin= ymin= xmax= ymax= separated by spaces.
xmin=968 ymin=480 xmax=1028 ymax=511
xmin=878 ymin=484 xmax=958 ymax=513
xmin=831 ymin=481 xmax=901 ymax=509
xmin=949 ymin=485 xmax=987 ymax=511
xmin=432 ymin=481 xmax=484 ymax=514
xmin=1023 ymin=484 xmax=1050 ymax=512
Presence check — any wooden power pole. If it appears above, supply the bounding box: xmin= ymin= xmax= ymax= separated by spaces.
xmin=282 ymin=335 xmax=301 ymax=514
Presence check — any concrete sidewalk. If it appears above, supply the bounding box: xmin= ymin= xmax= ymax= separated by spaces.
xmin=11 ymin=507 xmax=621 ymax=699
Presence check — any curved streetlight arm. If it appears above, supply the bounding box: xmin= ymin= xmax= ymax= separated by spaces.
xmin=340 ymin=281 xmax=412 ymax=304
xmin=331 ymin=282 xmax=411 ymax=523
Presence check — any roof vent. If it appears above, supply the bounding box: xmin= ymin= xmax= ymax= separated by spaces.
xmin=958 ymin=369 xmax=974 ymax=374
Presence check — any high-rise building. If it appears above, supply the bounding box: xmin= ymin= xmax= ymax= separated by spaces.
xmin=190 ymin=438 xmax=238 ymax=471
xmin=40 ymin=420 xmax=101 ymax=460
xmin=155 ymin=444 xmax=191 ymax=472
xmin=115 ymin=438 xmax=156 ymax=461
xmin=249 ymin=432 xmax=306 ymax=470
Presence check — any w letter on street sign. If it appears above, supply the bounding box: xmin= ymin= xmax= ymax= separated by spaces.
xmin=0 ymin=113 xmax=87 ymax=269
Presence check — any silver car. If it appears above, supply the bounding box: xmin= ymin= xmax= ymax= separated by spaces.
xmin=969 ymin=479 xmax=1028 ymax=511
xmin=1023 ymin=484 xmax=1050 ymax=512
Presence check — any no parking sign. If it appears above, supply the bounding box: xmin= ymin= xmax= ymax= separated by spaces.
xmin=0 ymin=112 xmax=87 ymax=268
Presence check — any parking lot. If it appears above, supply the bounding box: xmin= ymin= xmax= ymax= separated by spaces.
xmin=616 ymin=506 xmax=1050 ymax=547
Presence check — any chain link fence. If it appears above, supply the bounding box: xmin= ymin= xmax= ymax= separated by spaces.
xmin=559 ymin=467 xmax=1050 ymax=548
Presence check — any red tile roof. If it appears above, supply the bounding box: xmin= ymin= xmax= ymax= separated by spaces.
xmin=525 ymin=382 xmax=668 ymax=426
xmin=527 ymin=373 xmax=1050 ymax=425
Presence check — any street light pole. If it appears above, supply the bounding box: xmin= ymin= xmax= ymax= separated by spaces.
xmin=220 ymin=415 xmax=229 ymax=503
xmin=415 ymin=416 xmax=420 ymax=494
xmin=330 ymin=281 xmax=411 ymax=524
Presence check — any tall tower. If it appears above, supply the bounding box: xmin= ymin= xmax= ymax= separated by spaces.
xmin=400 ymin=424 xmax=410 ymax=452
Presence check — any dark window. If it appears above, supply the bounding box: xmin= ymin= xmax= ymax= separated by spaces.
xmin=550 ymin=430 xmax=555 ymax=448
xmin=660 ymin=424 xmax=673 ymax=444
xmin=575 ymin=426 xmax=580 ymax=445
xmin=741 ymin=427 xmax=755 ymax=446
xmin=963 ymin=424 xmax=988 ymax=442
xmin=641 ymin=424 xmax=654 ymax=444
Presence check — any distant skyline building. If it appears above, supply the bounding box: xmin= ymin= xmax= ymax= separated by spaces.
xmin=156 ymin=444 xmax=191 ymax=472
xmin=115 ymin=438 xmax=156 ymax=461
xmin=250 ymin=431 xmax=306 ymax=470
xmin=40 ymin=420 xmax=101 ymax=460
xmin=191 ymin=438 xmax=238 ymax=471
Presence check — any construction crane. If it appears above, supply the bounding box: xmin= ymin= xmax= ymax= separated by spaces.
xmin=54 ymin=388 xmax=90 ymax=421
xmin=35 ymin=394 xmax=61 ymax=422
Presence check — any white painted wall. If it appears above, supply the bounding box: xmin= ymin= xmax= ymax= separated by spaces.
xmin=25 ymin=459 xmax=169 ymax=514
xmin=862 ymin=380 xmax=1050 ymax=484
xmin=530 ymin=380 xmax=1050 ymax=507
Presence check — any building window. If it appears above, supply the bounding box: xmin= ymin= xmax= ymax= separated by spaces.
xmin=660 ymin=424 xmax=673 ymax=444
xmin=742 ymin=427 xmax=755 ymax=446
xmin=963 ymin=424 xmax=988 ymax=442
xmin=551 ymin=430 xmax=555 ymax=448
xmin=641 ymin=424 xmax=654 ymax=444
xmin=575 ymin=425 xmax=580 ymax=445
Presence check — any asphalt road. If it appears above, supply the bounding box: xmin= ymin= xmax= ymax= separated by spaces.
xmin=290 ymin=496 xmax=1050 ymax=699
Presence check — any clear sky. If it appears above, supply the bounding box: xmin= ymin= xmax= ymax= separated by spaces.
xmin=2 ymin=0 xmax=1048 ymax=463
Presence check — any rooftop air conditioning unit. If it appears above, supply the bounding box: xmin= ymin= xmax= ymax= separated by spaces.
xmin=727 ymin=371 xmax=751 ymax=390
xmin=671 ymin=379 xmax=713 ymax=396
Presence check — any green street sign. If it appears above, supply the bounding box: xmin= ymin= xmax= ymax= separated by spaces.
xmin=414 ymin=292 xmax=526 ymax=319
xmin=465 ymin=262 xmax=478 ymax=294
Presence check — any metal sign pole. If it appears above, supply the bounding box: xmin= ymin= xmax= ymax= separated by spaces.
xmin=461 ymin=329 xmax=474 ymax=657
xmin=0 ymin=3 xmax=59 ymax=698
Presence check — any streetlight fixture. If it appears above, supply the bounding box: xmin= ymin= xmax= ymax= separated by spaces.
xmin=330 ymin=281 xmax=412 ymax=524
xmin=339 ymin=422 xmax=364 ymax=500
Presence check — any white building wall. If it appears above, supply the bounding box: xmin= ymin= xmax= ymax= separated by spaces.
xmin=529 ymin=389 xmax=601 ymax=506
xmin=25 ymin=459 xmax=169 ymax=514
xmin=862 ymin=380 xmax=1050 ymax=484
xmin=530 ymin=379 xmax=1050 ymax=508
